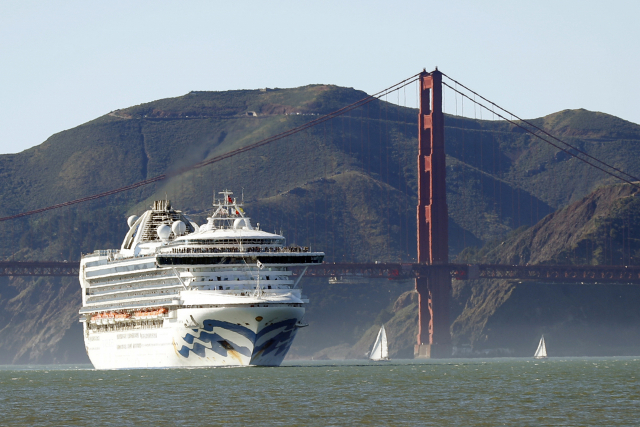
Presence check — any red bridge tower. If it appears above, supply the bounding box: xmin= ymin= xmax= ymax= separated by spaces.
xmin=415 ymin=68 xmax=452 ymax=358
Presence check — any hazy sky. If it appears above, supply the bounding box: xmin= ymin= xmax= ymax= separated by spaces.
xmin=1 ymin=1 xmax=638 ymax=154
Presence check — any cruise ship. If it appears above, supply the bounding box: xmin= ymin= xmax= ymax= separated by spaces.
xmin=79 ymin=191 xmax=323 ymax=369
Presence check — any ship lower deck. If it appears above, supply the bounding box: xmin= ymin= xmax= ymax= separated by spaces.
xmin=83 ymin=305 xmax=304 ymax=369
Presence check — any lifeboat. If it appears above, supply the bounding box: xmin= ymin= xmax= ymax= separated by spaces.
xmin=89 ymin=311 xmax=133 ymax=325
xmin=131 ymin=308 xmax=167 ymax=320
xmin=95 ymin=313 xmax=103 ymax=325
xmin=115 ymin=312 xmax=131 ymax=322
xmin=136 ymin=310 xmax=152 ymax=319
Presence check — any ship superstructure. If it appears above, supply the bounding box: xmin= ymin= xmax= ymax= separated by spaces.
xmin=79 ymin=191 xmax=323 ymax=369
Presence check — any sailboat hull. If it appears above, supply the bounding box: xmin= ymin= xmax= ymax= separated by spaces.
xmin=533 ymin=336 xmax=547 ymax=359
xmin=369 ymin=325 xmax=390 ymax=361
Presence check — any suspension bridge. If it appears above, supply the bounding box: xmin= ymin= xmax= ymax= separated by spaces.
xmin=2 ymin=68 xmax=639 ymax=358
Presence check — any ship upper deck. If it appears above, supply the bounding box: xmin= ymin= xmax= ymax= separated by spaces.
xmin=78 ymin=191 xmax=322 ymax=313
xmin=93 ymin=190 xmax=323 ymax=260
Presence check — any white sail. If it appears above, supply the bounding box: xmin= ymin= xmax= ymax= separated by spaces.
xmin=370 ymin=325 xmax=389 ymax=361
xmin=534 ymin=335 xmax=547 ymax=359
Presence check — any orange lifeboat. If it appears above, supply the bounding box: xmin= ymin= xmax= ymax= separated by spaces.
xmin=131 ymin=308 xmax=168 ymax=320
xmin=93 ymin=312 xmax=108 ymax=325
xmin=115 ymin=312 xmax=130 ymax=322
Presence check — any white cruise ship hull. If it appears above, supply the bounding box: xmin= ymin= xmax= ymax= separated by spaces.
xmin=79 ymin=195 xmax=323 ymax=369
xmin=84 ymin=305 xmax=304 ymax=369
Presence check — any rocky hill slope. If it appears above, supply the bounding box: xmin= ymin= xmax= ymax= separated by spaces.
xmin=350 ymin=183 xmax=640 ymax=358
xmin=1 ymin=83 xmax=640 ymax=363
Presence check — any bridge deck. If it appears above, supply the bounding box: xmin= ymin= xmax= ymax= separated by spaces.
xmin=2 ymin=261 xmax=640 ymax=283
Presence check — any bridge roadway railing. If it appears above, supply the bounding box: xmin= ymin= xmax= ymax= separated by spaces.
xmin=0 ymin=261 xmax=80 ymax=277
xmin=3 ymin=261 xmax=640 ymax=283
xmin=295 ymin=263 xmax=640 ymax=284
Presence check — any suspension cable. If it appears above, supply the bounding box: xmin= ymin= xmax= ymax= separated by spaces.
xmin=0 ymin=74 xmax=420 ymax=222
xmin=441 ymin=72 xmax=640 ymax=184
xmin=442 ymin=81 xmax=640 ymax=190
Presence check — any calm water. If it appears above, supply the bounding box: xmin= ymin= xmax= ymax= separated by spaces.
xmin=1 ymin=358 xmax=639 ymax=426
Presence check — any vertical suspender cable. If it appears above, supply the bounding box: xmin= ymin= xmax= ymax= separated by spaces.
xmin=474 ymin=94 xmax=480 ymax=238
xmin=367 ymin=102 xmax=371 ymax=176
xmin=404 ymin=85 xmax=409 ymax=260
xmin=360 ymin=106 xmax=364 ymax=174
xmin=344 ymin=114 xmax=350 ymax=261
xmin=395 ymin=89 xmax=401 ymax=261
xmin=378 ymin=98 xmax=384 ymax=253
xmin=517 ymin=188 xmax=521 ymax=229
xmin=313 ymin=131 xmax=317 ymax=250
xmin=461 ymin=95 xmax=467 ymax=249
xmin=323 ymin=122 xmax=328 ymax=259
xmin=385 ymin=94 xmax=390 ymax=258
xmin=334 ymin=122 xmax=338 ymax=262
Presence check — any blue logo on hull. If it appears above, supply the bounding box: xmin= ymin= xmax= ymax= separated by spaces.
xmin=178 ymin=320 xmax=252 ymax=359
xmin=251 ymin=319 xmax=298 ymax=363
xmin=177 ymin=318 xmax=299 ymax=363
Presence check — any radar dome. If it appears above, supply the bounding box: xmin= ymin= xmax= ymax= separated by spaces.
xmin=127 ymin=215 xmax=139 ymax=228
xmin=157 ymin=224 xmax=172 ymax=240
xmin=172 ymin=220 xmax=186 ymax=236
xmin=233 ymin=218 xmax=253 ymax=230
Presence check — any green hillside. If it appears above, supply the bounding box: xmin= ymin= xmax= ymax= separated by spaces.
xmin=1 ymin=83 xmax=640 ymax=363
xmin=357 ymin=183 xmax=640 ymax=358
xmin=451 ymin=182 xmax=640 ymax=356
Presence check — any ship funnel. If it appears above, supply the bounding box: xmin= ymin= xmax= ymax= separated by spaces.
xmin=233 ymin=218 xmax=253 ymax=230
xmin=153 ymin=200 xmax=171 ymax=211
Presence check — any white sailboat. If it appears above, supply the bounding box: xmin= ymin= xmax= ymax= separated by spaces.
xmin=534 ymin=335 xmax=547 ymax=359
xmin=369 ymin=325 xmax=389 ymax=361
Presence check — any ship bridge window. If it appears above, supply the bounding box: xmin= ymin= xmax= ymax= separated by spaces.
xmin=184 ymin=238 xmax=283 ymax=245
